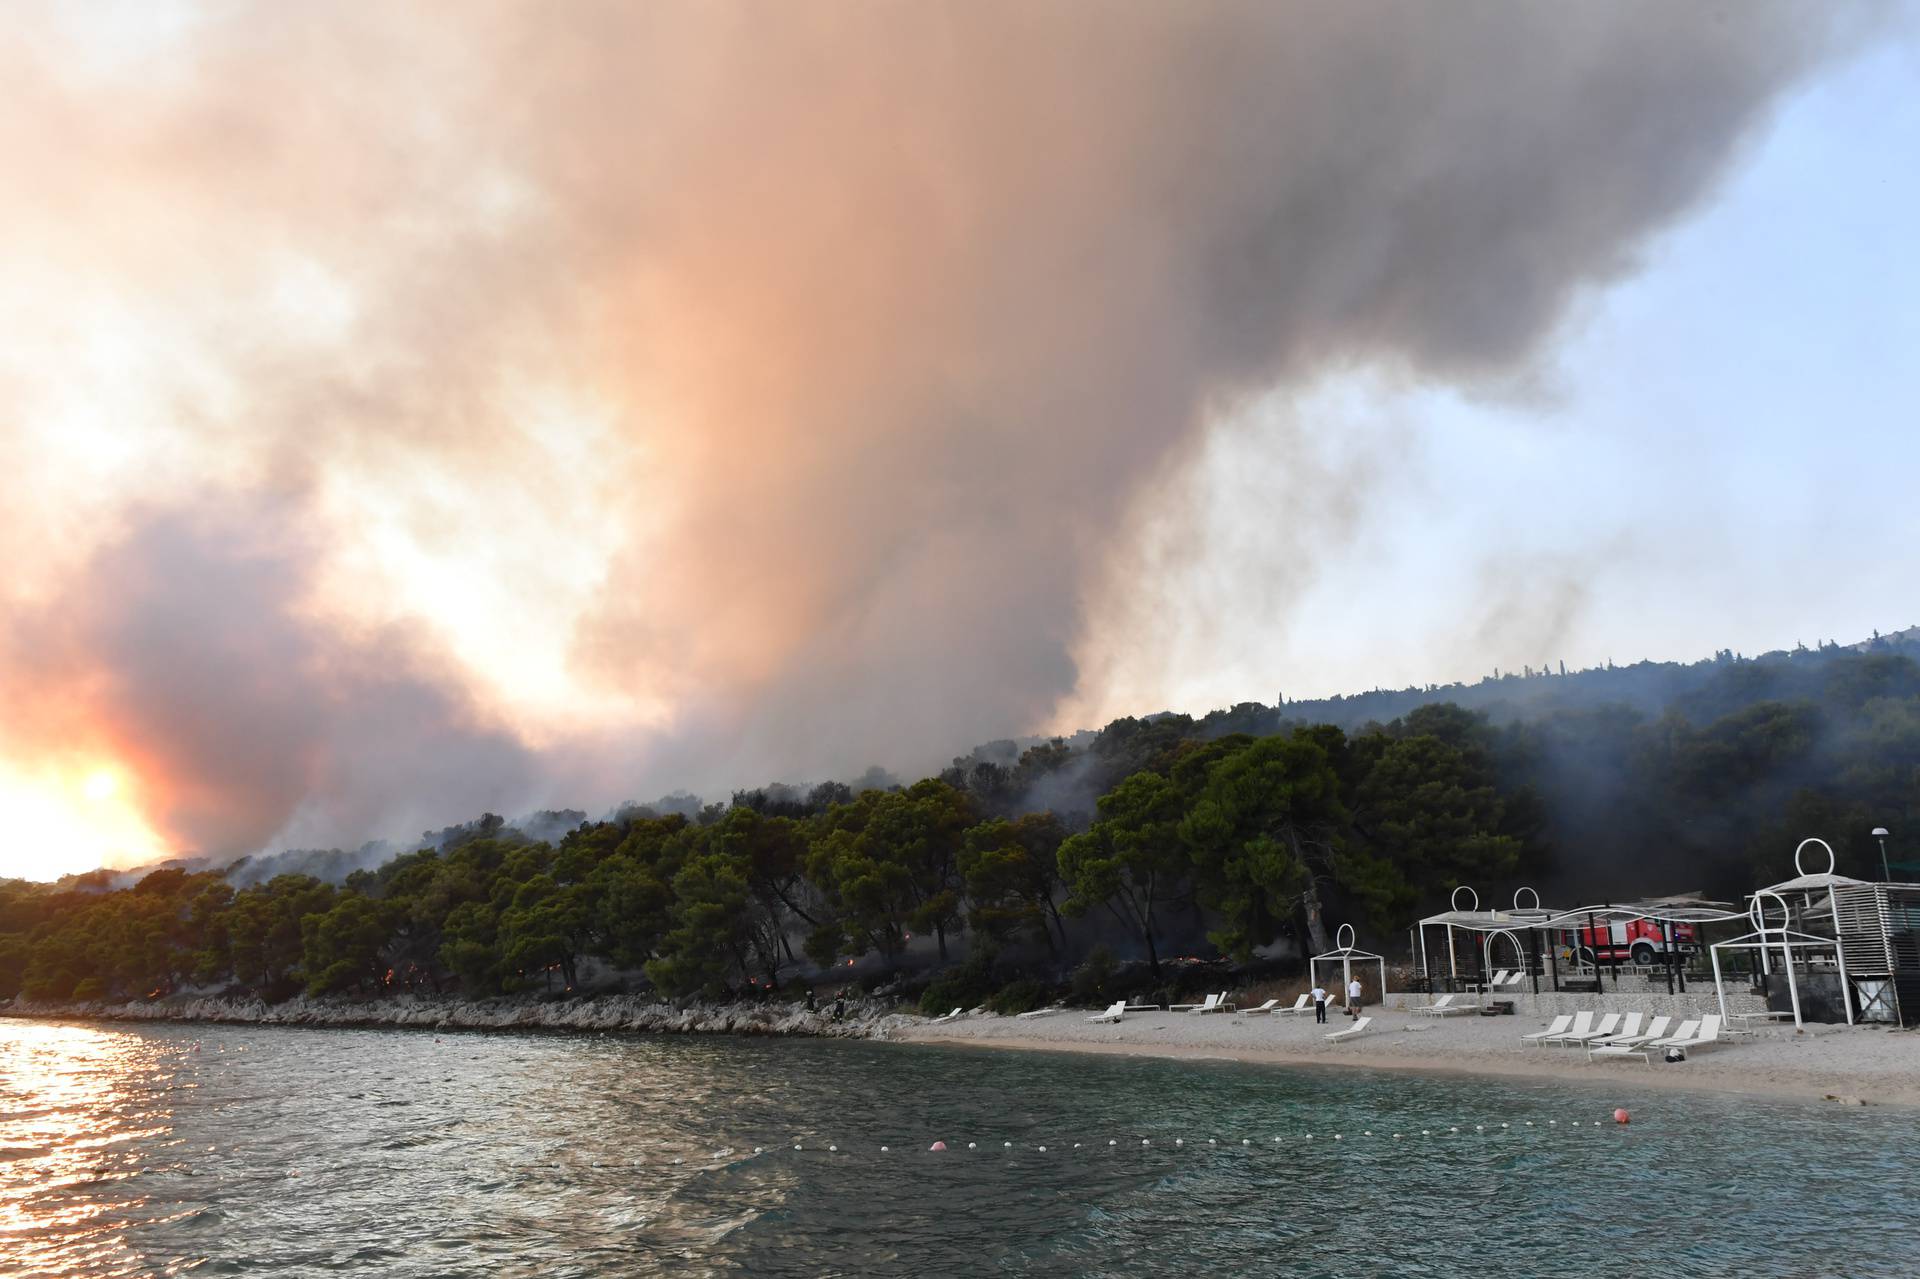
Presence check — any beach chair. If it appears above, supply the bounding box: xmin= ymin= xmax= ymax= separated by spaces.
xmin=1539 ymin=1010 xmax=1594 ymax=1047
xmin=1171 ymin=992 xmax=1231 ymax=1014
xmin=1015 ymin=1005 xmax=1064 ymax=1019
xmin=1086 ymin=1001 xmax=1126 ymax=1024
xmin=1274 ymin=994 xmax=1316 ymax=1016
xmin=1123 ymin=1001 xmax=1163 ymax=1012
xmin=1565 ymin=1012 xmax=1636 ymax=1047
xmin=1587 ymin=1016 xmax=1669 ymax=1063
xmin=1558 ymin=1012 xmax=1623 ymax=1048
xmin=1519 ymin=1014 xmax=1573 ymax=1047
xmin=1500 ymin=971 xmax=1526 ymax=987
xmin=1487 ymin=970 xmax=1511 ymax=989
xmin=1325 ymin=1016 xmax=1374 ymax=1042
xmin=1656 ymin=1014 xmax=1723 ymax=1055
xmin=1645 ymin=1018 xmax=1701 ymax=1052
xmin=1236 ymin=998 xmax=1284 ymax=1016
xmin=1414 ymin=993 xmax=1479 ymax=1017
xmin=928 ymin=1007 xmax=964 ymax=1023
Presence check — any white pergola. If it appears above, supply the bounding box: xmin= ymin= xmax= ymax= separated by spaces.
xmin=1710 ymin=839 xmax=1865 ymax=1029
xmin=1310 ymin=924 xmax=1387 ymax=1002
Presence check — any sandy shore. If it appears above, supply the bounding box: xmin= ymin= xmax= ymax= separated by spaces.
xmin=899 ymin=1004 xmax=1920 ymax=1107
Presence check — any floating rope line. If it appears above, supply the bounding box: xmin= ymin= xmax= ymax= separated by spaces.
xmin=710 ymin=1115 xmax=1632 ymax=1163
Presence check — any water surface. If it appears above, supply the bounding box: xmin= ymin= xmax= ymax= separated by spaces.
xmin=3 ymin=1018 xmax=1914 ymax=1277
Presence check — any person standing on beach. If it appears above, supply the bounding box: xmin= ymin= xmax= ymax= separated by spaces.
xmin=1310 ymin=982 xmax=1328 ymax=1024
xmin=1346 ymin=975 xmax=1362 ymax=1017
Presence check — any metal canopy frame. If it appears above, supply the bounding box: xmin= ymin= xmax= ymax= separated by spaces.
xmin=1310 ymin=924 xmax=1387 ymax=1002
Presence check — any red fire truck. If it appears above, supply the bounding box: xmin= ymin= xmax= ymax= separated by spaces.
xmin=1558 ymin=919 xmax=1697 ymax=967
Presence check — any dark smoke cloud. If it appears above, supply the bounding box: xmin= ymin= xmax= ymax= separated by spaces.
xmin=2 ymin=506 xmax=552 ymax=858
xmin=0 ymin=2 xmax=1884 ymax=864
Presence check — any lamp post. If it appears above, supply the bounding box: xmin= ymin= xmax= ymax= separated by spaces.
xmin=1872 ymin=827 xmax=1891 ymax=882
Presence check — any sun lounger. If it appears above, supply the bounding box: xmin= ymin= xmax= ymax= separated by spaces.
xmin=1587 ymin=1016 xmax=1669 ymax=1062
xmin=928 ymin=1006 xmax=964 ymax=1023
xmin=1519 ymin=1014 xmax=1573 ymax=1047
xmin=1274 ymin=994 xmax=1317 ymax=1015
xmin=1487 ymin=970 xmax=1511 ymax=988
xmin=1236 ymin=998 xmax=1284 ymax=1016
xmin=1564 ymin=1012 xmax=1636 ymax=1047
xmin=1171 ymin=992 xmax=1233 ymax=1014
xmin=1499 ymin=971 xmax=1526 ymax=987
xmin=1325 ymin=1015 xmax=1374 ymax=1042
xmin=1086 ymin=1001 xmax=1126 ymax=1024
xmin=1015 ymin=1005 xmax=1064 ymax=1019
xmin=1537 ymin=1010 xmax=1594 ymax=1047
xmin=1654 ymin=1014 xmax=1723 ymax=1055
xmin=1124 ymin=1002 xmax=1163 ymax=1012
xmin=1593 ymin=1017 xmax=1699 ymax=1065
xmin=1412 ymin=993 xmax=1479 ymax=1017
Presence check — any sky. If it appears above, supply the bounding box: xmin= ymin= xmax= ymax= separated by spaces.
xmin=1 ymin=2 xmax=1916 ymax=881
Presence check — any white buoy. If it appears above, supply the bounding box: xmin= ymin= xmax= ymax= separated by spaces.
xmin=1074 ymin=1143 xmax=1082 ymax=1149
xmin=880 ymin=1146 xmax=888 ymax=1152
xmin=829 ymin=1145 xmax=837 ymax=1152
xmin=1004 ymin=1141 xmax=1012 ymax=1148
xmin=793 ymin=1144 xmax=802 ymax=1151
xmin=754 ymin=1147 xmax=764 ymax=1154
xmin=1109 ymin=1140 xmax=1117 ymax=1147
xmin=1421 ymin=1130 xmax=1430 ymax=1136
xmin=1175 ymin=1138 xmax=1183 ymax=1146
xmin=968 ymin=1142 xmax=976 ymax=1149
xmin=1142 ymin=1139 xmax=1150 ymax=1146
xmin=1334 ymin=1134 xmax=1342 ymax=1141
xmin=1242 ymin=1139 xmax=1250 ymax=1146
xmin=1039 ymin=1145 xmax=1047 ymax=1152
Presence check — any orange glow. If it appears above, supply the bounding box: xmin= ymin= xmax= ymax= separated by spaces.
xmin=0 ymin=760 xmax=167 ymax=881
xmin=0 ymin=1021 xmax=170 ymax=1273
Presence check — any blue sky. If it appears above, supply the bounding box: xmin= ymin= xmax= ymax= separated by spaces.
xmin=1070 ymin=31 xmax=1920 ymax=717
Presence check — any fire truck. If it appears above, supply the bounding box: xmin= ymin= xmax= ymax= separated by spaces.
xmin=1558 ymin=918 xmax=1697 ymax=967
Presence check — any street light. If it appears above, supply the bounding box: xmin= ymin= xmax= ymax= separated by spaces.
xmin=1872 ymin=827 xmax=1891 ymax=882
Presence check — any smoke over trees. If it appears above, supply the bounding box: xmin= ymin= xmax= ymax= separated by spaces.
xmin=0 ymin=3 xmax=1886 ymax=871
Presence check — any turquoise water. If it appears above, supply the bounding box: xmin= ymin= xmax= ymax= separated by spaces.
xmin=3 ymin=1018 xmax=1916 ymax=1277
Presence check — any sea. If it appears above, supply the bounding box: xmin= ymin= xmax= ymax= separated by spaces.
xmin=4 ymin=1017 xmax=1916 ymax=1277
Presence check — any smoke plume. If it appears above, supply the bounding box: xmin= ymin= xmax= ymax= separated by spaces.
xmin=0 ymin=2 xmax=1878 ymax=866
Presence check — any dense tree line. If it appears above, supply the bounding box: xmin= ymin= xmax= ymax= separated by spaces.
xmin=2 ymin=649 xmax=1916 ymax=1007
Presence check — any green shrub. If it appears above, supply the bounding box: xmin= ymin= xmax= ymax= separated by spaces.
xmin=71 ymin=976 xmax=107 ymax=1002
xmin=918 ymin=956 xmax=999 ymax=1016
xmin=986 ymin=978 xmax=1050 ymax=1015
xmin=1069 ymin=944 xmax=1118 ymax=1004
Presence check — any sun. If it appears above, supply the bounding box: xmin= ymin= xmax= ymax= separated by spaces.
xmin=0 ymin=761 xmax=167 ymax=881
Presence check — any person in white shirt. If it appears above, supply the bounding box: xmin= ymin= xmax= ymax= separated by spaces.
xmin=1310 ymin=983 xmax=1328 ymax=1024
xmin=1346 ymin=976 xmax=1363 ymax=1017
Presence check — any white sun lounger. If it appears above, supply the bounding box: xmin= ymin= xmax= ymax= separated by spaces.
xmin=1274 ymin=994 xmax=1317 ymax=1015
xmin=1587 ymin=1016 xmax=1669 ymax=1063
xmin=1236 ymin=998 xmax=1284 ymax=1016
xmin=1539 ymin=1010 xmax=1595 ymax=1047
xmin=1499 ymin=971 xmax=1526 ymax=987
xmin=1654 ymin=1014 xmax=1723 ymax=1054
xmin=1325 ymin=1015 xmax=1374 ymax=1042
xmin=1016 ymin=1005 xmax=1065 ymax=1019
xmin=1487 ymin=970 xmax=1511 ymax=988
xmin=1086 ymin=1001 xmax=1126 ymax=1024
xmin=1413 ymin=993 xmax=1479 ymax=1017
xmin=1519 ymin=1014 xmax=1573 ymax=1047
xmin=1562 ymin=1012 xmax=1634 ymax=1047
xmin=1172 ymin=992 xmax=1233 ymax=1014
xmin=928 ymin=1006 xmax=964 ymax=1023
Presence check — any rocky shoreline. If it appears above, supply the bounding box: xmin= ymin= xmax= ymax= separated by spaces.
xmin=1 ymin=992 xmax=920 ymax=1040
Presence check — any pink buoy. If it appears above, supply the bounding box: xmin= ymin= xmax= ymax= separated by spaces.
xmin=930 ymin=1141 xmax=947 ymax=1152
xmin=1613 ymin=1109 xmax=1630 ymax=1125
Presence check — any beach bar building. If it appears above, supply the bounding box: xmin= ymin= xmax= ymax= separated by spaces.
xmin=1709 ymin=839 xmax=1920 ymax=1028
xmin=1410 ymin=838 xmax=1920 ymax=1027
xmin=1411 ymin=886 xmax=1741 ymax=1000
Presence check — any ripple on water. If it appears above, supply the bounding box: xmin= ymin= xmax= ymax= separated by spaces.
xmin=3 ymin=1020 xmax=1919 ymax=1277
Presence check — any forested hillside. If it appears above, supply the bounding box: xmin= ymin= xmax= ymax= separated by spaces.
xmin=3 ymin=644 xmax=1915 ymax=1007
